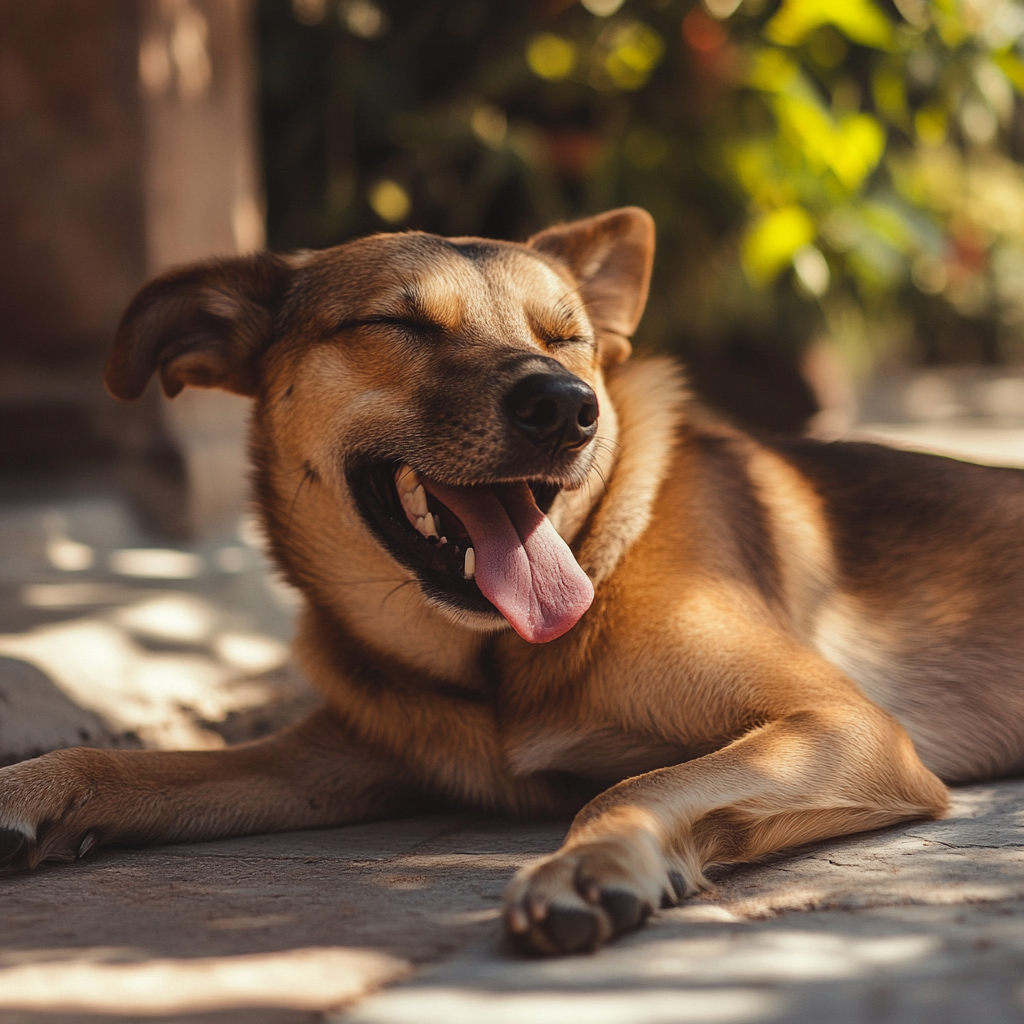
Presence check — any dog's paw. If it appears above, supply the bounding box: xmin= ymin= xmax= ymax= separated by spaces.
xmin=503 ymin=838 xmax=693 ymax=955
xmin=0 ymin=749 xmax=108 ymax=875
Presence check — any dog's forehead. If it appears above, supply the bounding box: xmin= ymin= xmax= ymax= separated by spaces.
xmin=387 ymin=238 xmax=577 ymax=322
xmin=304 ymin=234 xmax=580 ymax=331
xmin=476 ymin=248 xmax=580 ymax=317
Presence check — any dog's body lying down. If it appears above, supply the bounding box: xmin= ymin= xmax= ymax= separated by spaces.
xmin=1 ymin=208 xmax=1022 ymax=954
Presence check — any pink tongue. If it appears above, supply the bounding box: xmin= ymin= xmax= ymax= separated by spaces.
xmin=422 ymin=479 xmax=594 ymax=643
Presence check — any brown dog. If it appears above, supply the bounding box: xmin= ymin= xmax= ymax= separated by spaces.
xmin=2 ymin=207 xmax=1022 ymax=955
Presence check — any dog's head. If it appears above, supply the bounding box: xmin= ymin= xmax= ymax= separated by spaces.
xmin=106 ymin=208 xmax=654 ymax=645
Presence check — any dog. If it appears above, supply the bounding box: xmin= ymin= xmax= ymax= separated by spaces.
xmin=1 ymin=207 xmax=1022 ymax=956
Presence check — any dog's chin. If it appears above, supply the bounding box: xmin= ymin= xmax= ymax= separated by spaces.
xmin=347 ymin=455 xmax=584 ymax=626
xmin=421 ymin=595 xmax=510 ymax=634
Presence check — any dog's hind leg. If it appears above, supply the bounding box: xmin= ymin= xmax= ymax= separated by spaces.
xmin=0 ymin=707 xmax=419 ymax=875
xmin=504 ymin=650 xmax=949 ymax=955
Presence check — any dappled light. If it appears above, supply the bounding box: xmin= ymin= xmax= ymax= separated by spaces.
xmin=0 ymin=947 xmax=406 ymax=1015
xmin=20 ymin=583 xmax=137 ymax=610
xmin=0 ymin=498 xmax=312 ymax=759
xmin=346 ymin=988 xmax=787 ymax=1024
xmin=213 ymin=631 xmax=290 ymax=674
xmin=636 ymin=930 xmax=940 ymax=982
xmin=108 ymin=548 xmax=203 ymax=580
xmin=369 ymin=179 xmax=412 ymax=224
xmin=111 ymin=594 xmax=216 ymax=644
xmin=42 ymin=512 xmax=95 ymax=572
xmin=528 ymin=33 xmax=578 ymax=80
xmin=139 ymin=0 xmax=212 ymax=101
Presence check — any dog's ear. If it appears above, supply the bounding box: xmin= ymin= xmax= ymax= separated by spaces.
xmin=528 ymin=207 xmax=654 ymax=365
xmin=104 ymin=252 xmax=294 ymax=401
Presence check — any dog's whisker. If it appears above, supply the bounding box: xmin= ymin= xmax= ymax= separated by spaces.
xmin=380 ymin=579 xmax=418 ymax=609
xmin=283 ymin=467 xmax=316 ymax=536
xmin=588 ymin=462 xmax=610 ymax=495
xmin=312 ymin=575 xmax=410 ymax=588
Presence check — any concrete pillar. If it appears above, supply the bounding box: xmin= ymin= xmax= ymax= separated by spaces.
xmin=0 ymin=0 xmax=264 ymax=539
xmin=139 ymin=0 xmax=264 ymax=537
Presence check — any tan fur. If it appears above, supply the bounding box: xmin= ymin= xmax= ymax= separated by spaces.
xmin=3 ymin=207 xmax=1021 ymax=956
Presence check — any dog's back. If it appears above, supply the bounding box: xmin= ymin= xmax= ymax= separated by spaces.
xmin=767 ymin=436 xmax=1024 ymax=781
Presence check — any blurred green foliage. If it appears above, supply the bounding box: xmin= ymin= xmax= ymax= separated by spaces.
xmin=259 ymin=0 xmax=1024 ymax=393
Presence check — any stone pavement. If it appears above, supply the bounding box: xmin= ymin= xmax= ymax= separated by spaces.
xmin=2 ymin=783 xmax=1024 ymax=1023
xmin=1 ymin=415 xmax=1023 ymax=1022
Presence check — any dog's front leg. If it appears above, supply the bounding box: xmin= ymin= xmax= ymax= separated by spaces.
xmin=0 ymin=707 xmax=419 ymax=875
xmin=505 ymin=688 xmax=948 ymax=955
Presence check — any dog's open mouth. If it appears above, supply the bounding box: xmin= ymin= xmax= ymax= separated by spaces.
xmin=351 ymin=462 xmax=595 ymax=643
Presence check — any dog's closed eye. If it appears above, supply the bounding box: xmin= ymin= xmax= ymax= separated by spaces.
xmin=535 ymin=331 xmax=585 ymax=347
xmin=335 ymin=316 xmax=445 ymax=339
xmin=527 ymin=308 xmax=590 ymax=350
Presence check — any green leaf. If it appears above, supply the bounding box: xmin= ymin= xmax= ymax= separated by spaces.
xmin=994 ymin=50 xmax=1024 ymax=93
xmin=765 ymin=0 xmax=895 ymax=50
xmin=526 ymin=33 xmax=577 ymax=81
xmin=742 ymin=205 xmax=816 ymax=284
xmin=747 ymin=48 xmax=800 ymax=92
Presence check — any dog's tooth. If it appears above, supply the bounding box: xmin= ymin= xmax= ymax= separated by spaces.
xmin=464 ymin=547 xmax=475 ymax=579
xmin=408 ymin=485 xmax=428 ymax=518
xmin=433 ymin=513 xmax=443 ymax=535
xmin=417 ymin=515 xmax=438 ymax=540
xmin=395 ymin=465 xmax=420 ymax=496
xmin=400 ymin=493 xmax=419 ymax=529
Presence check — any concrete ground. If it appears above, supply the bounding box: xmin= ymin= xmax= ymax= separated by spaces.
xmin=2 ymin=786 xmax=1024 ymax=1023
xmin=1 ymin=410 xmax=1023 ymax=1023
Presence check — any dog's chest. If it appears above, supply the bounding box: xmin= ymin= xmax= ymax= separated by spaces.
xmin=492 ymin=636 xmax=698 ymax=784
xmin=501 ymin=724 xmax=692 ymax=783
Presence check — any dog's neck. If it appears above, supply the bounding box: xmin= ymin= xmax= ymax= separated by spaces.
xmin=576 ymin=357 xmax=688 ymax=586
xmin=262 ymin=357 xmax=687 ymax=686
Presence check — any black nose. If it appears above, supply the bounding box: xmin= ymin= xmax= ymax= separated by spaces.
xmin=506 ymin=372 xmax=599 ymax=451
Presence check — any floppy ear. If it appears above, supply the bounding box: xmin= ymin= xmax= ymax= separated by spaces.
xmin=528 ymin=207 xmax=655 ymax=365
xmin=104 ymin=252 xmax=294 ymax=401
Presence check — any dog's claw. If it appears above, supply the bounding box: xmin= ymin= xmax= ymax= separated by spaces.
xmin=507 ymin=906 xmax=529 ymax=934
xmin=529 ymin=895 xmax=549 ymax=922
xmin=77 ymin=832 xmax=98 ymax=860
xmin=660 ymin=870 xmax=690 ymax=907
xmin=668 ymin=870 xmax=688 ymax=901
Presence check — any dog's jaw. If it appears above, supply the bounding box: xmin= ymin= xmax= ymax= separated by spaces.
xmin=255 ymin=415 xmax=619 ymax=682
xmin=415 ymin=476 xmax=594 ymax=643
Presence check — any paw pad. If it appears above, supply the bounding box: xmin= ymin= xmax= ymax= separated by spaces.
xmin=599 ymin=888 xmax=649 ymax=934
xmin=545 ymin=906 xmax=599 ymax=953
